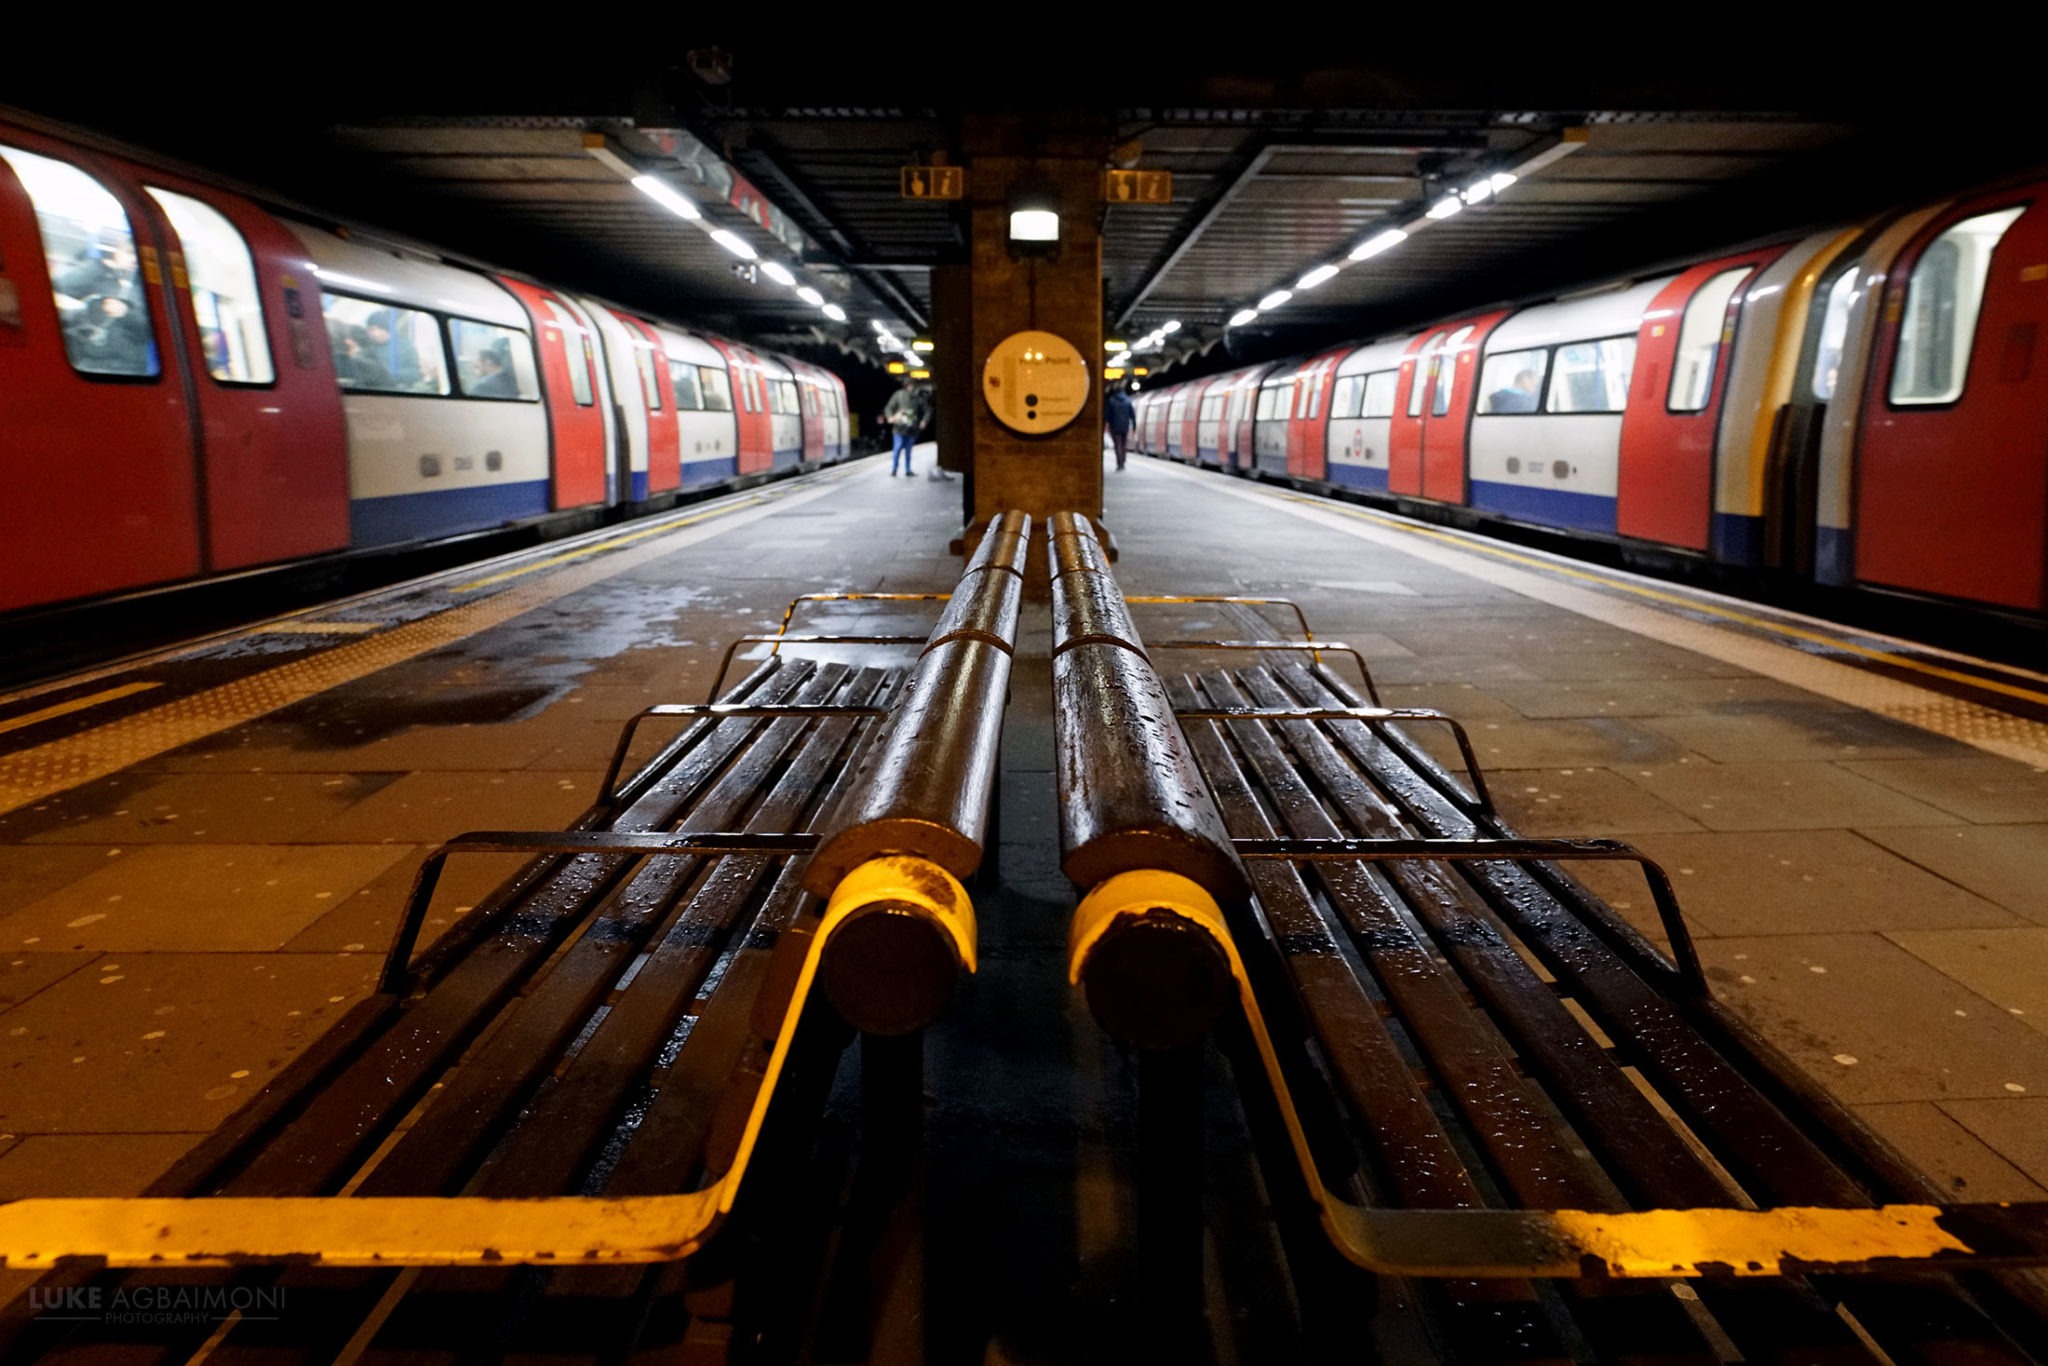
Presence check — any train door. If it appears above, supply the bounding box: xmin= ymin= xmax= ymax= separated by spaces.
xmin=1288 ymin=348 xmax=1347 ymax=480
xmin=1179 ymin=380 xmax=1210 ymax=460
xmin=796 ymin=378 xmax=824 ymax=461
xmin=1422 ymin=317 xmax=1502 ymax=503
xmin=1230 ymin=366 xmax=1272 ymax=468
xmin=497 ymin=278 xmax=606 ymax=508
xmin=722 ymin=346 xmax=773 ymax=475
xmin=1387 ymin=331 xmax=1442 ymax=496
xmin=1195 ymin=383 xmax=1226 ymax=462
xmin=1617 ymin=252 xmax=1778 ymax=550
xmin=766 ymin=369 xmax=803 ymax=469
xmin=824 ymin=377 xmax=848 ymax=456
xmin=1253 ymin=374 xmax=1293 ymax=474
xmin=140 ymin=179 xmax=350 ymax=571
xmin=0 ymin=137 xmax=201 ymax=611
xmin=1856 ymin=191 xmax=2048 ymax=610
xmin=614 ymin=313 xmax=678 ymax=495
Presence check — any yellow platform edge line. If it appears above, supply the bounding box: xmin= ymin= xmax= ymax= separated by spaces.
xmin=452 ymin=492 xmax=775 ymax=594
xmin=0 ymin=682 xmax=161 ymax=738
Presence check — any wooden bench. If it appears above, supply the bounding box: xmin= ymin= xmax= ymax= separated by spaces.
xmin=0 ymin=513 xmax=1030 ymax=1362
xmin=1048 ymin=511 xmax=2048 ymax=1362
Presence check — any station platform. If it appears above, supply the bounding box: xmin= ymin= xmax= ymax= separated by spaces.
xmin=2 ymin=445 xmax=2045 ymax=1347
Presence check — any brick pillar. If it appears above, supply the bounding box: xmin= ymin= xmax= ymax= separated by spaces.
xmin=952 ymin=114 xmax=1107 ymax=557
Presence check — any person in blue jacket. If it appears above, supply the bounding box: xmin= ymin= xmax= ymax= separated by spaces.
xmin=1104 ymin=384 xmax=1136 ymax=470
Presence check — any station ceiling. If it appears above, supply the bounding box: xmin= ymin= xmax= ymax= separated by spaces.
xmin=16 ymin=43 xmax=2039 ymax=381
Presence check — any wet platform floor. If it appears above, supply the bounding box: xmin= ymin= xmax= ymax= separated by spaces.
xmin=1 ymin=446 xmax=2046 ymax=1353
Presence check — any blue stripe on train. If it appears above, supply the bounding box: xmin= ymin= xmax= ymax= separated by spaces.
xmin=1815 ymin=526 xmax=1854 ymax=587
xmin=772 ymin=447 xmax=803 ymax=471
xmin=1711 ymin=512 xmax=1765 ymax=566
xmin=681 ymin=456 xmax=740 ymax=487
xmin=1326 ymin=463 xmax=1389 ymax=492
xmin=1468 ymin=479 xmax=1616 ymax=534
xmin=630 ymin=471 xmax=649 ymax=501
xmin=350 ymin=480 xmax=552 ymax=548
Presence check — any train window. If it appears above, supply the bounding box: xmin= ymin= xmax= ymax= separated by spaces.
xmin=1669 ymin=268 xmax=1751 ymax=412
xmin=145 ymin=188 xmax=273 ymax=385
xmin=1432 ymin=326 xmax=1474 ymax=416
xmin=1408 ymin=333 xmax=1446 ymax=417
xmin=1361 ymin=370 xmax=1399 ymax=419
xmin=1890 ymin=205 xmax=2025 ymax=406
xmin=0 ymin=144 xmax=160 ymax=379
xmin=1546 ymin=337 xmax=1635 ymax=413
xmin=1329 ymin=375 xmax=1362 ymax=420
xmin=448 ymin=318 xmax=539 ymax=402
xmin=667 ymin=359 xmax=703 ymax=409
xmin=1255 ymin=383 xmax=1278 ymax=420
xmin=1811 ymin=270 xmax=1859 ymax=401
xmin=775 ymin=379 xmax=799 ymax=414
xmin=698 ymin=365 xmax=733 ymax=411
xmin=1477 ymin=348 xmax=1550 ymax=414
xmin=635 ymin=345 xmax=663 ymax=411
xmin=319 ymin=292 xmax=448 ymax=395
xmin=541 ymin=301 xmax=594 ymax=406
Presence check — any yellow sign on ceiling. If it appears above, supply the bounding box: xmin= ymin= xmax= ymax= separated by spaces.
xmin=900 ymin=165 xmax=964 ymax=200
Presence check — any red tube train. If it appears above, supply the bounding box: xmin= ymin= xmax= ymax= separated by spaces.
xmin=0 ymin=118 xmax=851 ymax=616
xmin=1133 ymin=171 xmax=2048 ymax=620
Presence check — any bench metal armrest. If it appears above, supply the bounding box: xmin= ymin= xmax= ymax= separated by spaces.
xmin=383 ymin=830 xmax=820 ymax=993
xmin=1149 ymin=639 xmax=1381 ymax=705
xmin=1127 ymin=595 xmax=1317 ymax=650
xmin=708 ymin=634 xmax=926 ymax=701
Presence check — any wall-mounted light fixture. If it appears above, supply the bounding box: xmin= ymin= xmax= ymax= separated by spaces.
xmin=1008 ymin=183 xmax=1060 ymax=257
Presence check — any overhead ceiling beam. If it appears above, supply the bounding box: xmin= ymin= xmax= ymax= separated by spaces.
xmin=701 ymin=126 xmax=933 ymax=332
xmin=1112 ymin=138 xmax=1278 ymax=329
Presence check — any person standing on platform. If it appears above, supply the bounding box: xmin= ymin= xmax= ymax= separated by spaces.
xmin=1104 ymin=383 xmax=1136 ymax=471
xmin=884 ymin=379 xmax=921 ymax=476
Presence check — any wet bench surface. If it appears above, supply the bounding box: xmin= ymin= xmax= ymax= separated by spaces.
xmin=1051 ymin=508 xmax=2048 ymax=1360
xmin=0 ymin=654 xmax=899 ymax=1360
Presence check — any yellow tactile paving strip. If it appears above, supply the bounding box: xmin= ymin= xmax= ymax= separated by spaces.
xmin=1174 ymin=466 xmax=2048 ymax=769
xmin=0 ymin=481 xmax=841 ymax=818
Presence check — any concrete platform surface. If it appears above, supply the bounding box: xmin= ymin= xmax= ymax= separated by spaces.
xmin=2 ymin=446 xmax=2046 ymax=1343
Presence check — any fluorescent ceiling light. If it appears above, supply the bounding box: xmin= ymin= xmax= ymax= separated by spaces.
xmin=1350 ymin=228 xmax=1408 ymax=261
xmin=709 ymin=228 xmax=757 ymax=260
xmin=796 ymin=286 xmax=823 ymax=306
xmin=631 ymin=175 xmax=701 ymax=220
xmin=821 ymin=303 xmax=846 ymax=321
xmin=1009 ymin=208 xmax=1059 ymax=242
xmin=1426 ymin=196 xmax=1463 ymax=220
xmin=1258 ymin=289 xmax=1292 ymax=310
xmin=1463 ymin=180 xmax=1492 ymax=204
xmin=870 ymin=319 xmax=890 ymax=333
xmin=1296 ymin=264 xmax=1340 ymax=290
xmin=911 ymin=339 xmax=934 ymax=353
xmin=1228 ymin=308 xmax=1259 ymax=327
xmin=1105 ymin=339 xmax=1129 ymax=352
xmin=760 ymin=261 xmax=795 ymax=287
xmin=1489 ymin=171 xmax=1517 ymax=192
xmin=1161 ymin=320 xmax=1181 ymax=333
